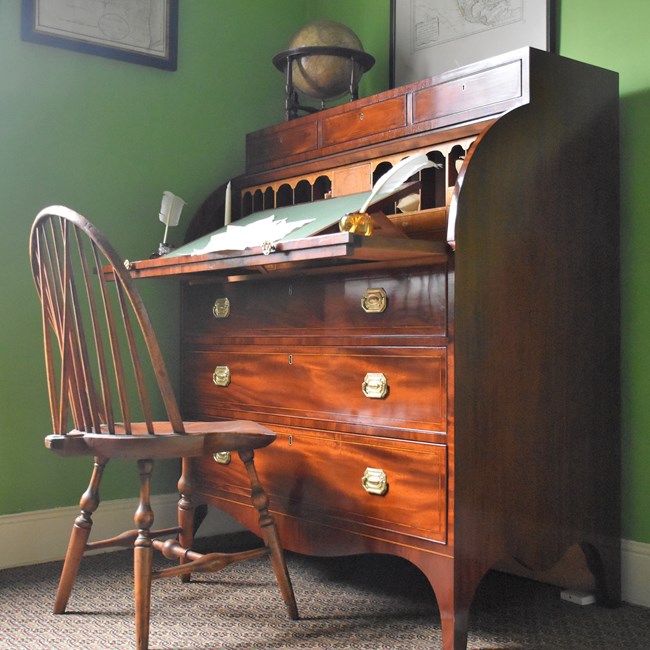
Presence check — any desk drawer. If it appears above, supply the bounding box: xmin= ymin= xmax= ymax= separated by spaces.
xmin=246 ymin=118 xmax=318 ymax=168
xmin=182 ymin=345 xmax=447 ymax=436
xmin=182 ymin=267 xmax=447 ymax=342
xmin=413 ymin=59 xmax=522 ymax=125
xmin=195 ymin=429 xmax=447 ymax=543
xmin=321 ymin=96 xmax=407 ymax=147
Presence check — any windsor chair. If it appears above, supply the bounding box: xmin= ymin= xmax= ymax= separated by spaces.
xmin=29 ymin=206 xmax=298 ymax=650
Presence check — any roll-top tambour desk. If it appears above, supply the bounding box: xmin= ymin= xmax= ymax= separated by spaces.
xmin=127 ymin=48 xmax=620 ymax=649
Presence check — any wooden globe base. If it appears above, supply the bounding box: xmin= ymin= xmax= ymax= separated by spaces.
xmin=273 ymin=46 xmax=375 ymax=120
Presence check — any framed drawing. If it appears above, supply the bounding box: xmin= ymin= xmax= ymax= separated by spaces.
xmin=21 ymin=0 xmax=179 ymax=71
xmin=390 ymin=0 xmax=555 ymax=87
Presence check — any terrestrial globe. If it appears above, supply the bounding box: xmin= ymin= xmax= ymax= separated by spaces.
xmin=284 ymin=20 xmax=371 ymax=100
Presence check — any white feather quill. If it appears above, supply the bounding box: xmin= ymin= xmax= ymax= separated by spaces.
xmin=359 ymin=153 xmax=437 ymax=214
xmin=159 ymin=191 xmax=186 ymax=243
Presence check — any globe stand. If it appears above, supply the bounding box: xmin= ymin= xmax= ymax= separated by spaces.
xmin=273 ymin=46 xmax=375 ymax=120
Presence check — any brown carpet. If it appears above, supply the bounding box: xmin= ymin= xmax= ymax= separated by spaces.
xmin=0 ymin=533 xmax=648 ymax=649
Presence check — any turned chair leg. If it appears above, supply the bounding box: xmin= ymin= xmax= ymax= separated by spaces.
xmin=54 ymin=458 xmax=106 ymax=614
xmin=177 ymin=459 xmax=195 ymax=583
xmin=134 ymin=459 xmax=155 ymax=650
xmin=238 ymin=449 xmax=299 ymax=620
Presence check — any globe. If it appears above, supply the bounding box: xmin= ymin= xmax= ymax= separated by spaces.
xmin=286 ymin=20 xmax=369 ymax=101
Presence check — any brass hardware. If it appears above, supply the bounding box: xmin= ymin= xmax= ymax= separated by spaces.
xmin=212 ymin=366 xmax=231 ymax=387
xmin=361 ymin=287 xmax=387 ymax=313
xmin=213 ymin=451 xmax=231 ymax=465
xmin=361 ymin=467 xmax=388 ymax=496
xmin=339 ymin=211 xmax=374 ymax=236
xmin=212 ymin=297 xmax=231 ymax=319
xmin=362 ymin=372 xmax=388 ymax=399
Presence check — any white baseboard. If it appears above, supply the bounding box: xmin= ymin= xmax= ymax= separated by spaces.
xmin=0 ymin=494 xmax=242 ymax=571
xmin=621 ymin=538 xmax=650 ymax=607
xmin=1 ymin=502 xmax=648 ymax=608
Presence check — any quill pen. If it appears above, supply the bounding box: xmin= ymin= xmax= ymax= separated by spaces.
xmin=358 ymin=153 xmax=437 ymax=214
xmin=159 ymin=191 xmax=186 ymax=243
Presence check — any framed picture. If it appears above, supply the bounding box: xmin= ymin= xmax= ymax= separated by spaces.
xmin=390 ymin=0 xmax=555 ymax=87
xmin=21 ymin=0 xmax=179 ymax=71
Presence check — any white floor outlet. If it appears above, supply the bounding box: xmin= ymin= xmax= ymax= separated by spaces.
xmin=560 ymin=589 xmax=596 ymax=605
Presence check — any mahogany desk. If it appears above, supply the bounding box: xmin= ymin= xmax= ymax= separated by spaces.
xmin=127 ymin=48 xmax=621 ymax=650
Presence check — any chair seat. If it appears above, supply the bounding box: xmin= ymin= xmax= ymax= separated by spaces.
xmin=45 ymin=420 xmax=276 ymax=459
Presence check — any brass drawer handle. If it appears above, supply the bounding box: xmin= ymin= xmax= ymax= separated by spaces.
xmin=362 ymin=467 xmax=388 ymax=496
xmin=213 ymin=297 xmax=231 ymax=319
xmin=212 ymin=366 xmax=231 ymax=387
xmin=213 ymin=451 xmax=231 ymax=465
xmin=361 ymin=287 xmax=387 ymax=313
xmin=362 ymin=372 xmax=387 ymax=399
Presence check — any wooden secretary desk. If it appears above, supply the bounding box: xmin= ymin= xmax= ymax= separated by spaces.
xmin=127 ymin=48 xmax=620 ymax=649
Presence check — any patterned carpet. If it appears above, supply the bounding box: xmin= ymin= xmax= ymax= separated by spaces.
xmin=0 ymin=534 xmax=648 ymax=649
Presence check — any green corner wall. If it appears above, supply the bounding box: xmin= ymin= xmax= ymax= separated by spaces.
xmin=557 ymin=1 xmax=650 ymax=546
xmin=1 ymin=1 xmax=648 ymax=546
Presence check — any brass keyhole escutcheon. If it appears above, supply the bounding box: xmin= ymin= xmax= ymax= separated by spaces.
xmin=361 ymin=287 xmax=387 ymax=313
xmin=212 ymin=366 xmax=231 ymax=387
xmin=362 ymin=372 xmax=388 ymax=399
xmin=213 ymin=297 xmax=231 ymax=319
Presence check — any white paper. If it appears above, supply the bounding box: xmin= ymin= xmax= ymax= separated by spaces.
xmin=191 ymin=215 xmax=315 ymax=255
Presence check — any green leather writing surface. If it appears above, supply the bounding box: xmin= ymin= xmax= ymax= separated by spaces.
xmin=167 ymin=191 xmax=370 ymax=257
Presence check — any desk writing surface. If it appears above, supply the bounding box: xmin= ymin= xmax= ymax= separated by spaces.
xmin=125 ymin=230 xmax=446 ymax=280
xmin=123 ymin=180 xmax=451 ymax=280
xmin=167 ymin=191 xmax=371 ymax=258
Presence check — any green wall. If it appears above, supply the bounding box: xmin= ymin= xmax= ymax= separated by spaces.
xmin=0 ymin=1 xmax=312 ymax=510
xmin=0 ymin=0 xmax=388 ymax=515
xmin=554 ymin=0 xmax=650 ymax=544
xmin=1 ymin=0 xmax=649 ymax=547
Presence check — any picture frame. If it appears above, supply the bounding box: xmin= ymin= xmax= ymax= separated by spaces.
xmin=21 ymin=0 xmax=179 ymax=71
xmin=390 ymin=0 xmax=555 ymax=87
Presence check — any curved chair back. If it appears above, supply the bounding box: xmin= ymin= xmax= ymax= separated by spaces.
xmin=29 ymin=206 xmax=184 ymax=436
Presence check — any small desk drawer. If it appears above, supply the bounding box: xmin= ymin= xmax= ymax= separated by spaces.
xmin=413 ymin=59 xmax=522 ymax=125
xmin=195 ymin=429 xmax=448 ymax=543
xmin=321 ymin=96 xmax=407 ymax=147
xmin=183 ymin=267 xmax=448 ymax=342
xmin=182 ymin=345 xmax=447 ymax=436
xmin=246 ymin=119 xmax=318 ymax=168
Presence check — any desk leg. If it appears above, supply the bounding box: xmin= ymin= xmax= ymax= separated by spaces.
xmin=413 ymin=553 xmax=485 ymax=650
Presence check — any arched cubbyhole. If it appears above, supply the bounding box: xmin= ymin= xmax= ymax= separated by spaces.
xmin=421 ymin=150 xmax=446 ymax=209
xmin=313 ymin=175 xmax=332 ymax=201
xmin=294 ymin=179 xmax=312 ymax=204
xmin=370 ymin=161 xmax=394 ymax=213
xmin=276 ymin=183 xmax=293 ymax=207
xmin=449 ymin=144 xmax=467 ymax=187
xmin=253 ymin=189 xmax=264 ymax=213
xmin=373 ymin=161 xmax=393 ymax=185
xmin=264 ymin=187 xmax=275 ymax=209
xmin=241 ymin=192 xmax=253 ymax=217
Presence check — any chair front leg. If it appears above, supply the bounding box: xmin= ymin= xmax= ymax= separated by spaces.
xmin=54 ymin=457 xmax=107 ymax=614
xmin=134 ymin=459 xmax=155 ymax=650
xmin=177 ymin=458 xmax=195 ymax=583
xmin=238 ymin=449 xmax=299 ymax=620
